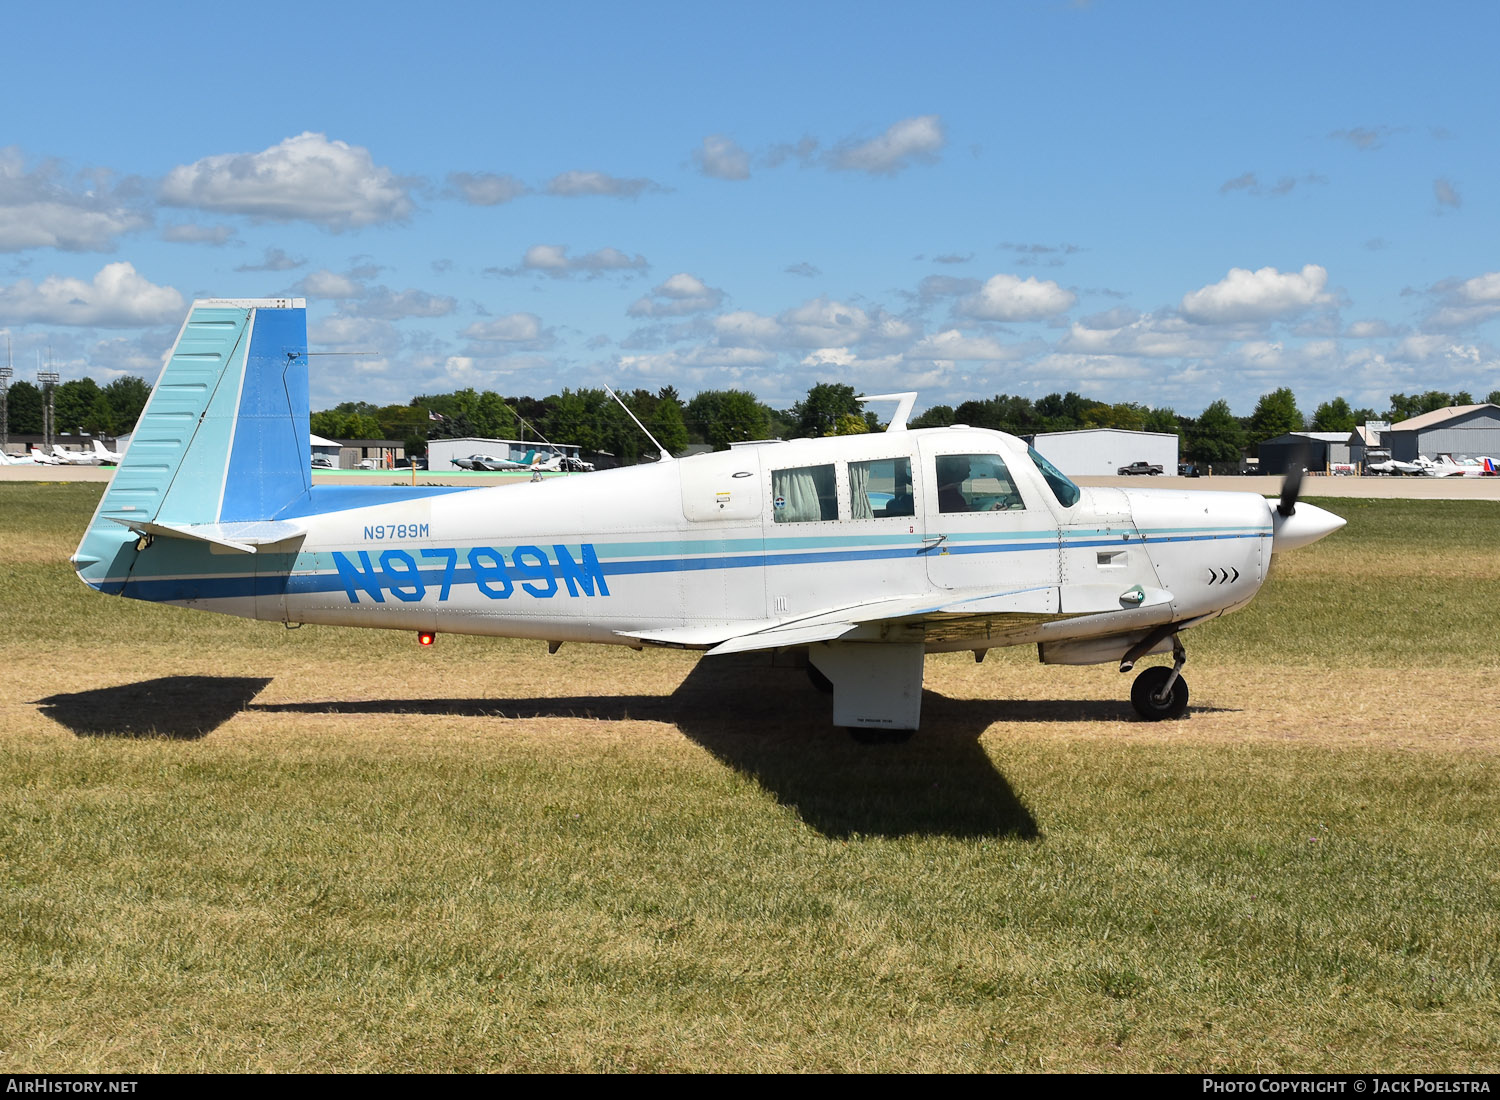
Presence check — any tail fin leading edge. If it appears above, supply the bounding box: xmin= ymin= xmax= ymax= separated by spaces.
xmin=73 ymin=298 xmax=310 ymax=595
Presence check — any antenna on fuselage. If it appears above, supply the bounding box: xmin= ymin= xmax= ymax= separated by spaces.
xmin=858 ymin=391 xmax=918 ymax=432
xmin=604 ymin=384 xmax=672 ymax=462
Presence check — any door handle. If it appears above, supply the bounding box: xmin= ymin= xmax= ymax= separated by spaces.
xmin=920 ymin=533 xmax=947 ymax=553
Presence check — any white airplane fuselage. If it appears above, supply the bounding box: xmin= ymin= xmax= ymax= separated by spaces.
xmin=115 ymin=428 xmax=1286 ymax=659
xmin=73 ymin=299 xmax=1344 ymax=731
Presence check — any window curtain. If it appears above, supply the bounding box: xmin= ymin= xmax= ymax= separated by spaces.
xmin=848 ymin=461 xmax=873 ymax=520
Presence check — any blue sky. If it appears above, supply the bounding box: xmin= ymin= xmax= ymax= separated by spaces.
xmin=3 ymin=0 xmax=1496 ymax=417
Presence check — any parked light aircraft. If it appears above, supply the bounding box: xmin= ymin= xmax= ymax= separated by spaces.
xmin=91 ymin=439 xmax=124 ymax=464
xmin=29 ymin=447 xmax=65 ymax=465
xmin=452 ymin=451 xmax=532 ymax=471
xmin=1 ymin=450 xmax=38 ymax=465
xmin=72 ymin=300 xmax=1346 ymax=734
xmin=1422 ymin=453 xmax=1497 ymax=477
xmin=52 ymin=445 xmax=100 ymax=466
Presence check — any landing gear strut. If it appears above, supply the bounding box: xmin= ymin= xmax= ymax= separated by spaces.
xmin=1128 ymin=636 xmax=1189 ymax=721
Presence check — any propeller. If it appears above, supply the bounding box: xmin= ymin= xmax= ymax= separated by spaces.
xmin=1277 ymin=445 xmax=1309 ymax=517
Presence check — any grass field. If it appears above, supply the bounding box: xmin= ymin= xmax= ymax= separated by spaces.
xmin=1 ymin=484 xmax=1497 ymax=1072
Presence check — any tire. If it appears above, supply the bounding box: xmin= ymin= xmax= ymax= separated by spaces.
xmin=1130 ymin=665 xmax=1189 ymax=721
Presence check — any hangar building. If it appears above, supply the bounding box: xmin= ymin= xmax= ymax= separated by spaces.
xmin=1030 ymin=429 xmax=1178 ymax=477
xmin=1257 ymin=432 xmax=1353 ymax=476
xmin=1384 ymin=404 xmax=1500 ymax=462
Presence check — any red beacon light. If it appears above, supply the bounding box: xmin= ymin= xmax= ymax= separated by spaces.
xmin=417 ymin=630 xmax=436 ymax=647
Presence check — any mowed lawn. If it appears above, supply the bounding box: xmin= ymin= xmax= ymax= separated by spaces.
xmin=1 ymin=483 xmax=1497 ymax=1072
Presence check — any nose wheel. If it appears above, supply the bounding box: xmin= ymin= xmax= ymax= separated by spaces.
xmin=1129 ymin=638 xmax=1189 ymax=721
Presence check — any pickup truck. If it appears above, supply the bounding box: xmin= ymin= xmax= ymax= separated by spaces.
xmin=1117 ymin=461 xmax=1164 ymax=476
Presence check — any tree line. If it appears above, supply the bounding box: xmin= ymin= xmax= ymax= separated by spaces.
xmin=316 ymin=383 xmax=1500 ymax=465
xmin=2 ymin=377 xmax=151 ymax=437
xmin=7 ymin=372 xmax=1498 ymax=465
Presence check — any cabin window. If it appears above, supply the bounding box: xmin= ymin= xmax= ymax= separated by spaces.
xmin=935 ymin=454 xmax=1025 ymax=513
xmin=1027 ymin=445 xmax=1081 ymax=508
xmin=772 ymin=463 xmax=837 ymax=523
xmin=849 ymin=457 xmax=914 ymax=519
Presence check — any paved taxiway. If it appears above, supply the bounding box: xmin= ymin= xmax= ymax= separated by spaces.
xmin=5 ymin=464 xmax=1500 ymax=499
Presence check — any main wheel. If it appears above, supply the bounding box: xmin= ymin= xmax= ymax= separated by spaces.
xmin=1130 ymin=665 xmax=1189 ymax=721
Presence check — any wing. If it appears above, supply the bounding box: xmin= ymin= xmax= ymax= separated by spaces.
xmin=617 ymin=582 xmax=1174 ymax=656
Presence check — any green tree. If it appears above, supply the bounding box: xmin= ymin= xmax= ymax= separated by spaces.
xmin=1187 ymin=399 xmax=1244 ymax=465
xmin=1387 ymin=391 xmax=1462 ymax=422
xmin=833 ymin=412 xmax=869 ymax=435
xmin=1311 ymin=397 xmax=1356 ymax=432
xmin=1034 ymin=392 xmax=1087 ymax=432
xmin=686 ymin=389 xmax=770 ymax=450
xmin=103 ymin=376 xmax=150 ymax=432
xmin=910 ymin=404 xmax=955 ymax=429
xmin=53 ymin=378 xmax=102 ymax=435
xmin=474 ymin=391 xmax=517 ymax=438
xmin=647 ymin=388 xmax=689 ymax=455
xmin=791 ymin=382 xmax=862 ymax=437
xmin=6 ymin=381 xmax=41 ymax=434
xmin=1246 ymin=387 xmax=1305 ymax=446
xmin=1487 ymin=390 xmax=1500 ymax=406
xmin=83 ymin=393 xmax=116 ymax=435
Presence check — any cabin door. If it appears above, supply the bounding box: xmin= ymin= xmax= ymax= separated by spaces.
xmin=916 ymin=442 xmax=1062 ymax=592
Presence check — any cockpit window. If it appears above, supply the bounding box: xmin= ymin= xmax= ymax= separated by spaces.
xmin=935 ymin=454 xmax=1025 ymax=513
xmin=1027 ymin=446 xmax=1081 ymax=508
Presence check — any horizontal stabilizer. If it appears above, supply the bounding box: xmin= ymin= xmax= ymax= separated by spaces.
xmin=106 ymin=517 xmax=307 ymax=554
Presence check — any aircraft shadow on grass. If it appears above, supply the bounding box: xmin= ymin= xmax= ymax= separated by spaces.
xmin=36 ymin=676 xmax=273 ymax=741
xmin=33 ymin=659 xmax=1229 ymax=839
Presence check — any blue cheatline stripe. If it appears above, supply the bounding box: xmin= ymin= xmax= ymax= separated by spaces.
xmin=106 ymin=527 xmax=1271 ymax=604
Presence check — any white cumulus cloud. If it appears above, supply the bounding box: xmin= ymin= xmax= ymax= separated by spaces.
xmin=830 ymin=115 xmax=946 ymax=175
xmin=1425 ymin=271 xmax=1500 ymax=330
xmin=693 ymin=135 xmax=751 ymax=180
xmin=298 ymin=269 xmax=363 ymax=299
xmin=628 ymin=273 xmax=725 ymax=317
xmin=494 ymin=244 xmax=649 ymax=279
xmin=1179 ymin=264 xmax=1333 ymax=324
xmin=957 ymin=273 xmax=1076 ymax=321
xmin=462 ymin=313 xmax=547 ymax=343
xmin=0 ymin=262 xmax=183 ymax=326
xmin=160 ymin=132 xmax=414 ymax=229
xmin=544 ymin=171 xmax=665 ymax=198
xmin=447 ymin=171 xmax=528 ymax=205
xmin=0 ymin=147 xmax=149 ymax=252
xmin=907 ymin=330 xmax=1020 ymax=361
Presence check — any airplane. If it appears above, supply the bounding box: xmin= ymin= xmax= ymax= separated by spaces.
xmin=1366 ymin=457 xmax=1422 ymax=476
xmin=1422 ymin=453 xmax=1497 ymax=478
xmin=452 ymin=451 xmax=532 ymax=471
xmin=72 ymin=299 xmax=1345 ymax=737
xmin=52 ymin=444 xmax=101 ymax=466
xmin=92 ymin=439 xmax=124 ymax=464
xmin=29 ymin=447 xmax=64 ymax=465
xmin=0 ymin=450 xmax=38 ymax=465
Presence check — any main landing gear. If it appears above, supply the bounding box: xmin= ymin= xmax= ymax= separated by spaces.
xmin=1124 ymin=635 xmax=1189 ymax=721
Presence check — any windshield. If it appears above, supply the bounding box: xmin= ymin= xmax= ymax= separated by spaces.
xmin=1027 ymin=446 xmax=1081 ymax=508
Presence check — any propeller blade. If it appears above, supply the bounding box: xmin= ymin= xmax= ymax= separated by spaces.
xmin=1277 ymin=445 xmax=1308 ymax=517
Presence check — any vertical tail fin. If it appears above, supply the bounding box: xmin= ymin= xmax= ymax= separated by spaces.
xmin=73 ymin=298 xmax=309 ymax=593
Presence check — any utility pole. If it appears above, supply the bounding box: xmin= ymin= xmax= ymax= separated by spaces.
xmin=0 ymin=336 xmax=11 ymax=450
xmin=38 ymin=369 xmax=59 ymax=450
